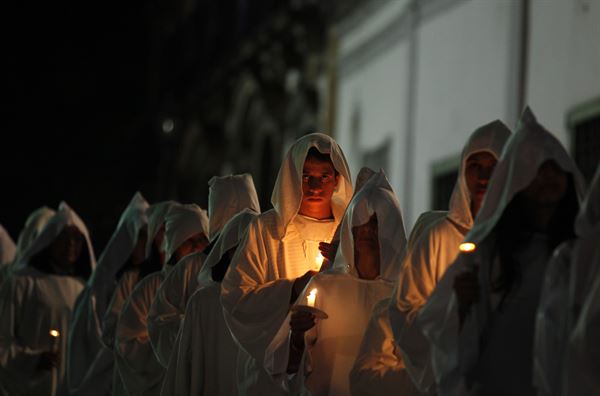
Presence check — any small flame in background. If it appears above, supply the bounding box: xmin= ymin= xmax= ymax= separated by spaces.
xmin=49 ymin=330 xmax=60 ymax=338
xmin=459 ymin=242 xmax=476 ymax=253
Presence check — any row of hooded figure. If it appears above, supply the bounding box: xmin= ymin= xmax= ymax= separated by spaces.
xmin=0 ymin=107 xmax=598 ymax=396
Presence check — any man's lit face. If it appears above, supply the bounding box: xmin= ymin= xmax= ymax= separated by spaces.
xmin=299 ymin=156 xmax=339 ymax=218
xmin=465 ymin=151 xmax=497 ymax=214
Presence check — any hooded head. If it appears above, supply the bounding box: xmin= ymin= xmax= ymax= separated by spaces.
xmin=0 ymin=225 xmax=16 ymax=265
xmin=207 ymin=173 xmax=261 ymax=242
xmin=271 ymin=133 xmax=353 ymax=237
xmin=14 ymin=206 xmax=56 ymax=264
xmin=197 ymin=209 xmax=258 ymax=287
xmin=145 ymin=200 xmax=178 ymax=259
xmin=575 ymin=165 xmax=600 ymax=237
xmin=447 ymin=120 xmax=511 ymax=231
xmin=334 ymin=170 xmax=407 ymax=282
xmin=163 ymin=204 xmax=209 ymax=266
xmin=464 ymin=107 xmax=586 ymax=246
xmin=17 ymin=202 xmax=96 ymax=280
xmin=96 ymin=192 xmax=149 ymax=279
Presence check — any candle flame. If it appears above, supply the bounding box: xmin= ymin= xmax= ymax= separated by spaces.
xmin=49 ymin=330 xmax=60 ymax=338
xmin=315 ymin=252 xmax=325 ymax=270
xmin=459 ymin=242 xmax=476 ymax=253
xmin=309 ymin=288 xmax=317 ymax=298
xmin=307 ymin=288 xmax=317 ymax=307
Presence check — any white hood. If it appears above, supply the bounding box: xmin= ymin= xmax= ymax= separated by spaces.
xmin=145 ymin=200 xmax=178 ymax=259
xmin=207 ymin=173 xmax=260 ymax=242
xmin=271 ymin=133 xmax=353 ymax=238
xmin=333 ymin=170 xmax=407 ymax=282
xmin=463 ymin=108 xmax=586 ymax=245
xmin=0 ymin=225 xmax=16 ymax=265
xmin=447 ymin=120 xmax=512 ymax=231
xmin=14 ymin=206 xmax=56 ymax=264
xmin=197 ymin=209 xmax=258 ymax=287
xmin=95 ymin=192 xmax=149 ymax=279
xmin=16 ymin=202 xmax=96 ymax=278
xmin=164 ymin=204 xmax=209 ymax=265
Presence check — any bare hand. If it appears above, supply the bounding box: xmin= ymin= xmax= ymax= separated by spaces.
xmin=290 ymin=310 xmax=316 ymax=334
xmin=287 ymin=311 xmax=316 ymax=374
xmin=319 ymin=241 xmax=339 ymax=271
xmin=37 ymin=350 xmax=60 ymax=371
xmin=453 ymin=269 xmax=480 ymax=326
xmin=291 ymin=270 xmax=317 ymax=303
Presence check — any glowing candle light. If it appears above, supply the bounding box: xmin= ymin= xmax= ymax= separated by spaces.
xmin=459 ymin=242 xmax=476 ymax=253
xmin=315 ymin=252 xmax=325 ymax=271
xmin=307 ymin=288 xmax=317 ymax=307
xmin=49 ymin=329 xmax=60 ymax=338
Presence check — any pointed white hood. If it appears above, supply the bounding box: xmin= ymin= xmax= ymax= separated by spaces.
xmin=0 ymin=225 xmax=16 ymax=265
xmin=207 ymin=173 xmax=260 ymax=242
xmin=16 ymin=202 xmax=96 ymax=278
xmin=333 ymin=170 xmax=407 ymax=282
xmin=271 ymin=133 xmax=353 ymax=238
xmin=163 ymin=204 xmax=209 ymax=265
xmin=145 ymin=200 xmax=178 ymax=259
xmin=447 ymin=120 xmax=512 ymax=231
xmin=95 ymin=192 xmax=149 ymax=279
xmin=14 ymin=206 xmax=56 ymax=264
xmin=197 ymin=209 xmax=258 ymax=287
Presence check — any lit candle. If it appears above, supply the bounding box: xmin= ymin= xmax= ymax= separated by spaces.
xmin=49 ymin=329 xmax=60 ymax=350
xmin=459 ymin=242 xmax=476 ymax=253
xmin=307 ymin=288 xmax=317 ymax=307
xmin=315 ymin=252 xmax=325 ymax=271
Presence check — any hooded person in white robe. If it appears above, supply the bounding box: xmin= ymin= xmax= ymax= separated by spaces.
xmin=114 ymin=203 xmax=209 ymax=396
xmin=264 ymin=170 xmax=406 ymax=395
xmin=221 ymin=133 xmax=353 ymax=395
xmin=160 ymin=209 xmax=258 ymax=396
xmin=0 ymin=202 xmax=96 ymax=396
xmin=417 ymin=108 xmax=585 ymax=396
xmin=349 ymin=210 xmax=448 ymax=396
xmin=102 ymin=200 xmax=176 ymax=396
xmin=148 ymin=174 xmax=260 ymax=367
xmin=389 ymin=120 xmax=511 ymax=393
xmin=558 ymin=164 xmax=600 ymax=396
xmin=66 ymin=192 xmax=149 ymax=396
xmin=0 ymin=225 xmax=16 ymax=267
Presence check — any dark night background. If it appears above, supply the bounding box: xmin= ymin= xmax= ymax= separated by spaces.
xmin=3 ymin=0 xmax=357 ymax=251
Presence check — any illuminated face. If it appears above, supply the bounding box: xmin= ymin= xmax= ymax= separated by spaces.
xmin=299 ymin=156 xmax=340 ymax=219
xmin=352 ymin=214 xmax=380 ymax=280
xmin=173 ymin=231 xmax=209 ymax=263
xmin=50 ymin=225 xmax=84 ymax=270
xmin=522 ymin=160 xmax=568 ymax=205
xmin=465 ymin=151 xmax=498 ymax=216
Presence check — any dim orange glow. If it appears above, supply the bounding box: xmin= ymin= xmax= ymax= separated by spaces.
xmin=49 ymin=329 xmax=60 ymax=338
xmin=459 ymin=242 xmax=476 ymax=253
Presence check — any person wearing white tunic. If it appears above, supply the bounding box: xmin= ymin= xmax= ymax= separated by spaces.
xmin=148 ymin=174 xmax=260 ymax=367
xmin=264 ymin=170 xmax=406 ymax=395
xmin=221 ymin=133 xmax=353 ymax=395
xmin=0 ymin=202 xmax=96 ymax=396
xmin=389 ymin=120 xmax=511 ymax=393
xmin=418 ymin=108 xmax=585 ymax=396
xmin=66 ymin=192 xmax=149 ymax=396
xmin=114 ymin=203 xmax=208 ymax=396
xmin=349 ymin=211 xmax=447 ymax=396
xmin=558 ymin=164 xmax=600 ymax=395
xmin=160 ymin=209 xmax=258 ymax=396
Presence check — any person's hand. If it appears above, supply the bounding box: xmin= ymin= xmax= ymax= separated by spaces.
xmin=453 ymin=269 xmax=480 ymax=327
xmin=291 ymin=270 xmax=317 ymax=303
xmin=319 ymin=241 xmax=339 ymax=271
xmin=287 ymin=310 xmax=316 ymax=374
xmin=37 ymin=350 xmax=60 ymax=371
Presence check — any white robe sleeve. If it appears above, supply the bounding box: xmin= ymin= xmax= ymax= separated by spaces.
xmin=221 ymin=220 xmax=295 ymax=361
xmin=114 ymin=273 xmax=165 ymax=396
xmin=147 ymin=254 xmax=205 ymax=367
xmin=102 ymin=271 xmax=138 ymax=349
xmin=533 ymin=242 xmax=573 ymax=396
xmin=0 ymin=277 xmax=45 ymax=391
xmin=350 ymin=298 xmax=427 ymax=396
xmin=389 ymin=228 xmax=441 ymax=393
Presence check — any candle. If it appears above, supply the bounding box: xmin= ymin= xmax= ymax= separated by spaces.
xmin=315 ymin=252 xmax=325 ymax=271
xmin=459 ymin=242 xmax=476 ymax=253
xmin=307 ymin=288 xmax=317 ymax=307
xmin=49 ymin=329 xmax=60 ymax=338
